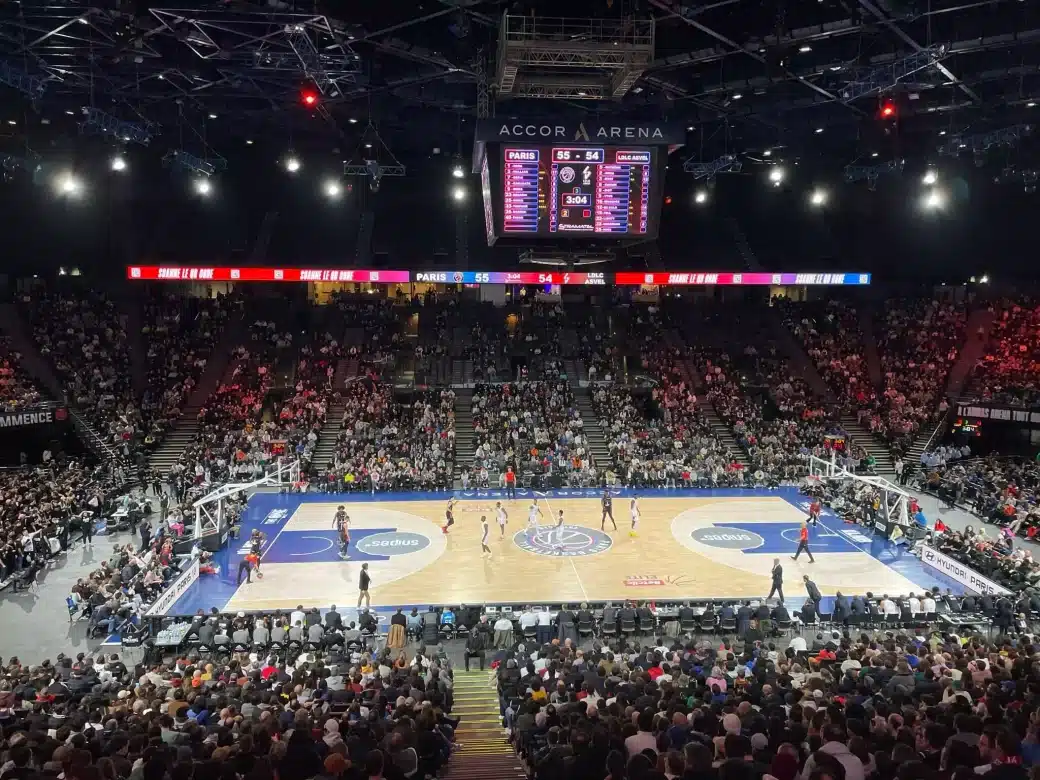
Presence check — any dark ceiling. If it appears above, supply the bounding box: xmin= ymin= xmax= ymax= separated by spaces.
xmin=0 ymin=0 xmax=1035 ymax=160
xmin=0 ymin=0 xmax=1036 ymax=279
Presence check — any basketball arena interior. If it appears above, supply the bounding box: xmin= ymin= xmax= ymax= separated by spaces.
xmin=0 ymin=1 xmax=1038 ymax=778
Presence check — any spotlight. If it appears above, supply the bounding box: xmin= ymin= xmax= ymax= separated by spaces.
xmin=324 ymin=180 xmax=342 ymax=198
xmin=301 ymin=90 xmax=318 ymax=107
xmin=815 ymin=127 xmax=824 ymax=134
xmin=452 ymin=164 xmax=465 ymax=179
xmin=768 ymin=167 xmax=784 ymax=185
xmin=194 ymin=178 xmax=212 ymax=196
xmin=922 ymin=189 xmax=944 ymax=210
xmin=56 ymin=172 xmax=82 ymax=196
xmin=452 ymin=186 xmax=466 ymax=202
xmin=879 ymin=100 xmax=896 ymax=119
xmin=110 ymin=156 xmax=127 ymax=172
xmin=799 ymin=45 xmax=812 ymax=53
xmin=285 ymin=156 xmax=301 ymax=173
xmin=809 ymin=189 xmax=827 ymax=206
xmin=979 ymin=274 xmax=990 ymax=284
xmin=763 ymin=149 xmax=772 ymax=157
xmin=694 ymin=190 xmax=708 ymax=204
xmin=922 ymin=169 xmax=938 ymax=185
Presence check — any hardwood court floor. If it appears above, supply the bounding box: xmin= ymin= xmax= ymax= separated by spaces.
xmin=222 ymin=495 xmax=930 ymax=612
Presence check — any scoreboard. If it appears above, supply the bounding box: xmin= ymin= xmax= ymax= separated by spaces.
xmin=498 ymin=145 xmax=661 ymax=238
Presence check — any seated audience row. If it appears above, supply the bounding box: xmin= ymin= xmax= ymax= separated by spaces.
xmin=972 ymin=297 xmax=1040 ymax=405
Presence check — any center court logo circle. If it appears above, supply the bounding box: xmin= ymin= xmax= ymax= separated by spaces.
xmin=691 ymin=528 xmax=765 ymax=550
xmin=513 ymin=525 xmax=612 ymax=557
xmin=355 ymin=532 xmax=430 ymax=556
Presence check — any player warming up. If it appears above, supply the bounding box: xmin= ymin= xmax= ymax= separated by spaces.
xmin=808 ymin=498 xmax=821 ymax=527
xmin=629 ymin=494 xmax=640 ymax=537
xmin=527 ymin=501 xmax=543 ymax=531
xmin=601 ymin=489 xmax=617 ymax=531
xmin=442 ymin=496 xmax=457 ymax=534
xmin=334 ymin=506 xmax=351 ymax=558
xmin=495 ymin=501 xmax=509 ymax=538
xmin=480 ymin=515 xmax=492 ymax=558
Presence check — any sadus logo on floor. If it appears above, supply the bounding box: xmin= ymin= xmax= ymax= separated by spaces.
xmin=355 ymin=532 xmax=430 ymax=556
xmin=691 ymin=528 xmax=765 ymax=550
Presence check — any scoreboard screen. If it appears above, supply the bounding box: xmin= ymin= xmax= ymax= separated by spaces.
xmin=498 ymin=145 xmax=661 ymax=238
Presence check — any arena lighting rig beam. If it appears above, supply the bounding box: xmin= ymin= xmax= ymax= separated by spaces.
xmin=645 ymin=0 xmax=862 ymax=115
xmin=683 ymin=153 xmax=742 ymax=179
xmin=856 ymin=0 xmax=980 ymax=104
xmin=938 ymin=124 xmax=1032 ymax=157
xmin=844 ymin=159 xmax=904 ymax=189
xmin=840 ymin=46 xmax=946 ymax=103
xmin=78 ymin=108 xmax=156 ymax=146
xmin=0 ymin=60 xmax=46 ymax=102
xmin=162 ymin=149 xmax=227 ymax=177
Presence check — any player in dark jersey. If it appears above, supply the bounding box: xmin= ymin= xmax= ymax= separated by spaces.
xmin=442 ymin=497 xmax=457 ymax=534
xmin=333 ymin=505 xmax=347 ymax=530
xmin=601 ymin=489 xmax=616 ymax=531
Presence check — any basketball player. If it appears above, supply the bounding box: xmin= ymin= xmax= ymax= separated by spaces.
xmin=333 ymin=504 xmax=347 ymax=530
xmin=601 ymin=489 xmax=616 ymax=531
xmin=480 ymin=515 xmax=492 ymax=558
xmin=249 ymin=530 xmax=266 ymax=578
xmin=552 ymin=508 xmax=565 ymax=554
xmin=442 ymin=496 xmax=457 ymax=534
xmin=495 ymin=501 xmax=509 ymax=538
xmin=629 ymin=494 xmax=640 ymax=537
xmin=527 ymin=501 xmax=543 ymax=531
xmin=338 ymin=517 xmax=351 ymax=559
xmin=808 ymin=498 xmax=821 ymax=527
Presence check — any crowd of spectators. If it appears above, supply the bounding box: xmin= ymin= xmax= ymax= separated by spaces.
xmin=265 ymin=333 xmax=341 ymax=471
xmin=876 ymin=299 xmax=966 ymax=452
xmin=592 ymin=365 xmax=743 ymax=488
xmin=781 ymin=300 xmax=877 ymax=420
xmin=167 ymin=353 xmax=275 ymax=505
xmin=0 ymin=336 xmax=42 ymax=410
xmin=0 ymin=458 xmax=128 ymax=584
xmin=469 ymin=381 xmax=594 ymax=485
xmin=0 ymin=638 xmax=461 ymax=780
xmin=500 ymin=607 xmax=1040 ymax=780
xmin=924 ymin=457 xmax=1040 ymax=538
xmin=22 ymin=290 xmax=142 ymax=457
xmin=324 ymin=383 xmax=456 ymax=492
xmin=140 ymin=294 xmax=237 ymax=450
xmin=972 ymin=298 xmax=1040 ymax=406
xmin=696 ymin=348 xmax=843 ymax=483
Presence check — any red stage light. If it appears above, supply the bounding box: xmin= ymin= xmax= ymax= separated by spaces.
xmin=302 ymin=91 xmax=318 ymax=107
xmin=880 ymin=101 xmax=896 ymax=118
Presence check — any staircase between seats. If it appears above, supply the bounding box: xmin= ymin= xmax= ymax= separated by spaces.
xmin=443 ymin=670 xmax=526 ymax=780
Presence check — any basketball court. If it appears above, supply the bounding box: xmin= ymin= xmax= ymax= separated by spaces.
xmin=167 ymin=486 xmax=961 ymax=616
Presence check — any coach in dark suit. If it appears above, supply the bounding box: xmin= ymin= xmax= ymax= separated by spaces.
xmin=767 ymin=559 xmax=784 ymax=603
xmin=736 ymin=602 xmax=753 ymax=637
xmin=833 ymin=592 xmax=850 ymax=624
xmin=804 ymin=576 xmax=823 ymax=604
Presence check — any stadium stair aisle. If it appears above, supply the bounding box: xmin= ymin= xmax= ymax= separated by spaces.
xmin=453 ymin=389 xmax=474 ymax=486
xmin=858 ymin=303 xmax=884 ymax=390
xmin=445 ymin=671 xmax=527 ymax=780
xmin=575 ymin=386 xmax=610 ymax=469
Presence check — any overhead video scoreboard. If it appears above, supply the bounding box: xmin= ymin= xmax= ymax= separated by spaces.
xmin=497 ymin=145 xmax=662 ymax=238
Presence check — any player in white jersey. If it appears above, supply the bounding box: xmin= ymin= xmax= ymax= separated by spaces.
xmin=480 ymin=515 xmax=491 ymax=558
xmin=629 ymin=495 xmax=640 ymax=537
xmin=527 ymin=501 xmax=543 ymax=531
xmin=495 ymin=501 xmax=508 ymax=537
xmin=552 ymin=508 xmax=566 ymax=554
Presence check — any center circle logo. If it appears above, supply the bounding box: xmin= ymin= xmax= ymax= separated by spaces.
xmin=355 ymin=532 xmax=430 ymax=556
xmin=513 ymin=525 xmax=612 ymax=557
xmin=691 ymin=528 xmax=765 ymax=550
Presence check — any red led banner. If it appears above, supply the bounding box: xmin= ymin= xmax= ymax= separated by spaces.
xmin=127 ymin=266 xmax=410 ymax=283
